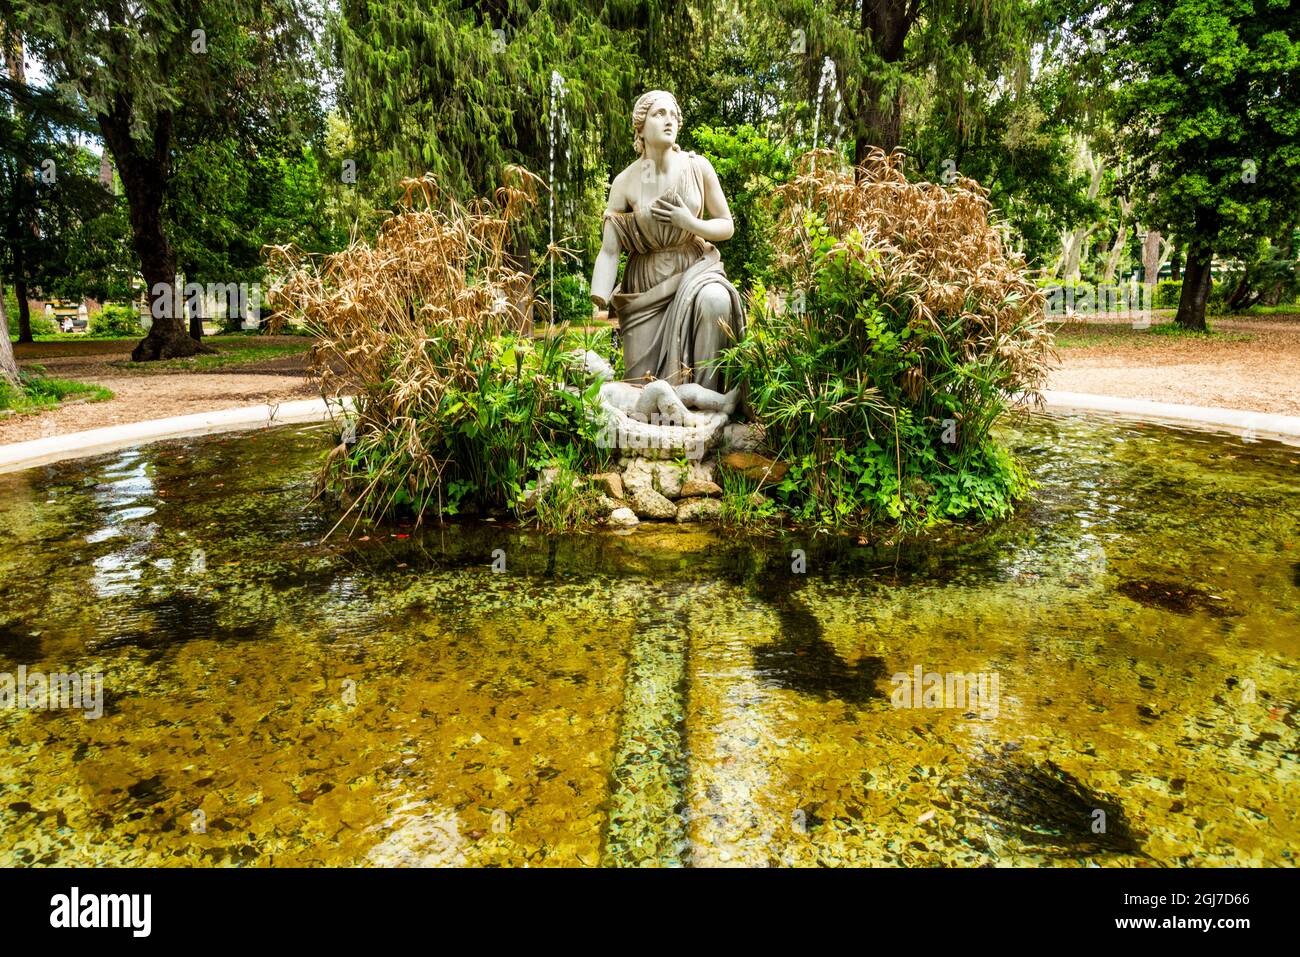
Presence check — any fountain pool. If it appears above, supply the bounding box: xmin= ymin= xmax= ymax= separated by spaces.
xmin=0 ymin=413 xmax=1295 ymax=866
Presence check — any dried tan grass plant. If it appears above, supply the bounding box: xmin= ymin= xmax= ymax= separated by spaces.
xmin=265 ymin=167 xmax=603 ymax=531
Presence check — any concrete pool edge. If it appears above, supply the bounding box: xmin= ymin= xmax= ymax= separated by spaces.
xmin=1 ymin=391 xmax=1296 ymax=474
xmin=1042 ymin=390 xmax=1300 ymax=446
xmin=0 ymin=397 xmax=354 ymax=474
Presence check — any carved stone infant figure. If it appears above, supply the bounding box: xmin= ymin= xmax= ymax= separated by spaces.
xmin=570 ymin=350 xmax=738 ymax=428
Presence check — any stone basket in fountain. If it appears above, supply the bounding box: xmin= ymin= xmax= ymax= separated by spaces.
xmin=568 ymin=350 xmax=735 ymax=461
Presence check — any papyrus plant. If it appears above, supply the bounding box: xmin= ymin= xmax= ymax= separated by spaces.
xmin=722 ymin=149 xmax=1055 ymax=528
xmin=266 ymin=169 xmax=605 ymax=530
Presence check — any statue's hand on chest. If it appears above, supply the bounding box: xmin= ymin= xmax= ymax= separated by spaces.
xmin=649 ymin=189 xmax=691 ymax=231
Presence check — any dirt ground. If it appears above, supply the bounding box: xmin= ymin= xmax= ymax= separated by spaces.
xmin=1 ymin=337 xmax=317 ymax=444
xmin=3 ymin=316 xmax=1298 ymax=446
xmin=1046 ymin=314 xmax=1300 ymax=416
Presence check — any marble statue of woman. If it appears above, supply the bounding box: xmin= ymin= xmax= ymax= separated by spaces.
xmin=590 ymin=90 xmax=745 ymax=393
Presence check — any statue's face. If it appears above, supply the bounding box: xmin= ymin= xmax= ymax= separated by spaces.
xmin=641 ymin=96 xmax=679 ymax=149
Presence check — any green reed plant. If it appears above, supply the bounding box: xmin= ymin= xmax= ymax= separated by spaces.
xmin=721 ymin=149 xmax=1052 ymax=531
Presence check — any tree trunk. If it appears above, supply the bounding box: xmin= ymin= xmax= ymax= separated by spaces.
xmin=1100 ymin=225 xmax=1127 ymax=283
xmin=13 ymin=275 xmax=31 ymax=342
xmin=1052 ymin=142 xmax=1104 ymax=280
xmin=1101 ymin=197 xmax=1135 ymax=283
xmin=1169 ymin=246 xmax=1182 ymax=281
xmin=1142 ymin=229 xmax=1171 ymax=284
xmin=0 ymin=281 xmax=22 ymax=389
xmin=187 ymin=284 xmax=204 ymax=340
xmin=96 ymin=101 xmax=209 ymax=361
xmin=1224 ymin=275 xmax=1251 ymax=311
xmin=853 ymin=0 xmax=913 ymax=164
xmin=1174 ymin=247 xmax=1213 ymax=331
xmin=1061 ymin=225 xmax=1097 ymax=281
xmin=3 ymin=25 xmax=34 ymax=345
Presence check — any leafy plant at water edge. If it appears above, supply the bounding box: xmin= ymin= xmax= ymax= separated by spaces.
xmin=722 ymin=148 xmax=1052 ymax=531
xmin=266 ymin=170 xmax=610 ymax=530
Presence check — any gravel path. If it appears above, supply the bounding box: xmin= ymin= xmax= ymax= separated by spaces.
xmin=1047 ymin=315 xmax=1300 ymax=416
xmin=1 ymin=337 xmax=317 ymax=444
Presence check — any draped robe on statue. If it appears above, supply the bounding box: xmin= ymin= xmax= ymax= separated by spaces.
xmin=603 ymin=151 xmax=744 ymax=392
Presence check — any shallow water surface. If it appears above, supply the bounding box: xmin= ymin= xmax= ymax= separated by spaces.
xmin=0 ymin=414 xmax=1296 ymax=866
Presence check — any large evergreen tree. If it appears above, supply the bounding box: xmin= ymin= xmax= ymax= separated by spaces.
xmin=335 ymin=0 xmax=642 ymax=266
xmin=1100 ymin=0 xmax=1300 ymax=330
xmin=5 ymin=0 xmax=320 ymax=358
xmin=745 ymin=0 xmax=1041 ymax=162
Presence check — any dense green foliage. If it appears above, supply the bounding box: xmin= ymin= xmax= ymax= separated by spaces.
xmin=342 ymin=329 xmax=610 ymax=522
xmin=269 ymin=178 xmax=612 ymax=528
xmin=1098 ymin=0 xmax=1300 ymax=328
xmin=690 ymin=124 xmax=792 ymax=290
xmin=89 ymin=303 xmax=144 ymax=337
xmin=727 ymin=243 xmax=1032 ymax=529
xmin=539 ymin=271 xmax=593 ymax=326
xmin=721 ymin=153 xmax=1050 ymax=531
xmin=6 ymin=0 xmax=323 ymax=357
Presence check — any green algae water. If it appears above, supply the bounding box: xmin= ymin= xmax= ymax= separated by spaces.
xmin=0 ymin=414 xmax=1296 ymax=867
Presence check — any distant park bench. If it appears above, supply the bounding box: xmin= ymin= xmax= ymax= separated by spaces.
xmin=45 ymin=303 xmax=89 ymax=333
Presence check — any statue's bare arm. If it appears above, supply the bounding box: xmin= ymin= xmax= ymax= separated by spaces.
xmin=590 ymin=171 xmax=629 ymax=308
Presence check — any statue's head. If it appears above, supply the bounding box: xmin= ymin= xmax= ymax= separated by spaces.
xmin=632 ymin=90 xmax=682 ymax=156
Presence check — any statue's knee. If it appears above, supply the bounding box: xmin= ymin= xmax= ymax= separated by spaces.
xmin=697 ymin=284 xmax=730 ymax=320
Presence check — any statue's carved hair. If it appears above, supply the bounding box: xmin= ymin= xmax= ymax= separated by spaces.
xmin=632 ymin=90 xmax=683 ymax=157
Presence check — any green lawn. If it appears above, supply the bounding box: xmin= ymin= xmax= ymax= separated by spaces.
xmin=0 ymin=373 xmax=114 ymax=414
xmin=1051 ymin=321 xmax=1254 ymax=349
xmin=118 ymin=340 xmax=311 ymax=371
xmin=1239 ymin=303 xmax=1300 ymax=316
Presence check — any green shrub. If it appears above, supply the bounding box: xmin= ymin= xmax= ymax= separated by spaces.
xmin=27 ymin=312 xmax=58 ymax=336
xmin=721 ymin=150 xmax=1051 ymax=531
xmin=2 ymin=293 xmax=57 ymax=337
xmin=691 ymin=124 xmax=793 ymax=290
xmin=90 ymin=302 xmax=143 ymax=336
xmin=1154 ymin=280 xmax=1183 ymax=309
xmin=539 ymin=271 xmax=592 ymax=326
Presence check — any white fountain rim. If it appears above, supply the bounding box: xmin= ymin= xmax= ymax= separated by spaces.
xmin=0 ymin=397 xmax=355 ymax=474
xmin=1 ymin=390 xmax=1295 ymax=475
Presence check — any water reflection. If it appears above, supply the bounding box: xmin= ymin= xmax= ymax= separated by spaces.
xmin=86 ymin=451 xmax=160 ymax=598
xmin=0 ymin=416 xmax=1295 ymax=867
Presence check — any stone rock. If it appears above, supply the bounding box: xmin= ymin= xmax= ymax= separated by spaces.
xmin=652 ymin=461 xmax=688 ymax=499
xmin=591 ymin=471 xmax=624 ymax=500
xmin=721 ymin=451 xmax=789 ymax=485
xmin=621 ymin=456 xmax=655 ymax=490
xmin=675 ymin=497 xmax=724 ymax=523
xmin=607 ymin=507 xmax=639 ymax=527
xmin=686 ymin=460 xmax=719 ymax=486
xmin=721 ymin=422 xmax=765 ymax=453
xmin=597 ymin=495 xmax=626 ymax=516
xmin=680 ymin=479 xmax=722 ymax=498
xmin=629 ymin=484 xmax=677 ymax=520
